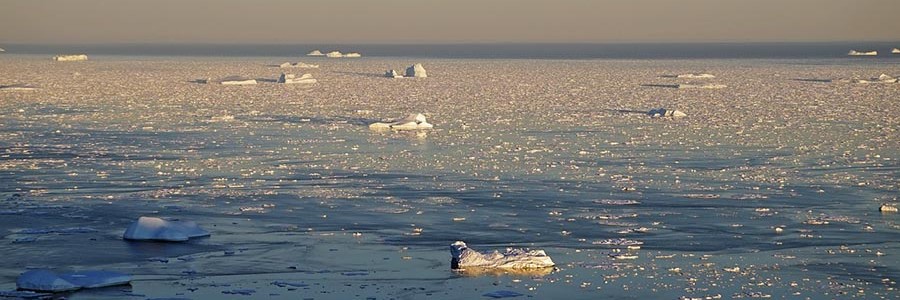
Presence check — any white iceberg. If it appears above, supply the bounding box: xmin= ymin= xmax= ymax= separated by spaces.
xmin=325 ymin=51 xmax=343 ymax=58
xmin=677 ymin=83 xmax=726 ymax=89
xmin=848 ymin=50 xmax=877 ymax=56
xmin=648 ymin=108 xmax=687 ymax=118
xmin=344 ymin=52 xmax=362 ymax=58
xmin=278 ymin=73 xmax=317 ymax=84
xmin=450 ymin=241 xmax=555 ymax=270
xmin=0 ymin=47 xmax=5 ymax=52
xmin=206 ymin=76 xmax=257 ymax=85
xmin=384 ymin=69 xmax=403 ymax=78
xmin=52 ymin=54 xmax=88 ymax=62
xmin=279 ymin=61 xmax=319 ymax=68
xmin=893 ymin=48 xmax=900 ymax=54
xmin=675 ymin=73 xmax=715 ymax=79
xmin=16 ymin=270 xmax=80 ymax=292
xmin=405 ymin=63 xmax=427 ymax=78
xmin=307 ymin=50 xmax=325 ymax=56
xmin=123 ymin=216 xmax=210 ymax=242
xmin=16 ymin=270 xmax=131 ymax=292
xmin=369 ymin=113 xmax=433 ymax=131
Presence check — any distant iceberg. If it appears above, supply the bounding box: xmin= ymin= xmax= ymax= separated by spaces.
xmin=384 ymin=69 xmax=403 ymax=78
xmin=123 ymin=216 xmax=210 ymax=242
xmin=344 ymin=52 xmax=362 ymax=58
xmin=278 ymin=73 xmax=317 ymax=84
xmin=205 ymin=76 xmax=257 ymax=85
xmin=307 ymin=50 xmax=325 ymax=56
xmin=53 ymin=54 xmax=88 ymax=61
xmin=675 ymin=73 xmax=715 ymax=79
xmin=279 ymin=61 xmax=319 ymax=68
xmin=0 ymin=47 xmax=5 ymax=52
xmin=848 ymin=50 xmax=877 ymax=56
xmin=369 ymin=113 xmax=433 ymax=131
xmin=405 ymin=63 xmax=427 ymax=78
xmin=892 ymin=48 xmax=900 ymax=54
xmin=325 ymin=51 xmax=343 ymax=58
xmin=450 ymin=241 xmax=555 ymax=270
xmin=648 ymin=108 xmax=687 ymax=118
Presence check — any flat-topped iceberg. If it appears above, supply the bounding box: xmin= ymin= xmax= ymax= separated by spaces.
xmin=848 ymin=50 xmax=877 ymax=56
xmin=123 ymin=216 xmax=210 ymax=242
xmin=675 ymin=73 xmax=715 ymax=79
xmin=450 ymin=241 xmax=555 ymax=270
xmin=279 ymin=61 xmax=319 ymax=68
xmin=648 ymin=108 xmax=687 ymax=118
xmin=405 ymin=63 xmax=427 ymax=78
xmin=307 ymin=50 xmax=325 ymax=56
xmin=325 ymin=51 xmax=343 ymax=58
xmin=205 ymin=76 xmax=257 ymax=85
xmin=369 ymin=113 xmax=433 ymax=131
xmin=278 ymin=73 xmax=317 ymax=84
xmin=16 ymin=270 xmax=131 ymax=292
xmin=53 ymin=54 xmax=88 ymax=62
xmin=677 ymin=83 xmax=726 ymax=89
xmin=344 ymin=52 xmax=362 ymax=58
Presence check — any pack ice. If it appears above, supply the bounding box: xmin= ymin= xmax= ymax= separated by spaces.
xmin=123 ymin=216 xmax=210 ymax=242
xmin=450 ymin=241 xmax=555 ymax=270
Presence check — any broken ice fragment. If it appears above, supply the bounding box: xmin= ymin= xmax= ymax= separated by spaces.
xmin=450 ymin=241 xmax=555 ymax=270
xmin=123 ymin=216 xmax=210 ymax=242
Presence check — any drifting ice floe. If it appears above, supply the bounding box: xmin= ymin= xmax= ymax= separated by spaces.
xmin=848 ymin=50 xmax=877 ymax=56
xmin=675 ymin=73 xmax=715 ymax=79
xmin=648 ymin=108 xmax=687 ymax=118
xmin=405 ymin=63 xmax=428 ymax=78
xmin=384 ymin=69 xmax=403 ymax=78
xmin=325 ymin=51 xmax=343 ymax=58
xmin=450 ymin=241 xmax=555 ymax=270
xmin=677 ymin=83 xmax=726 ymax=89
xmin=16 ymin=270 xmax=131 ymax=292
xmin=0 ymin=84 xmax=38 ymax=91
xmin=881 ymin=204 xmax=898 ymax=213
xmin=306 ymin=50 xmax=325 ymax=56
xmin=52 ymin=54 xmax=88 ymax=62
xmin=204 ymin=76 xmax=257 ymax=85
xmin=277 ymin=73 xmax=317 ymax=84
xmin=279 ymin=61 xmax=318 ymax=68
xmin=344 ymin=52 xmax=362 ymax=58
xmin=123 ymin=216 xmax=210 ymax=242
xmin=369 ymin=113 xmax=433 ymax=131
xmin=893 ymin=48 xmax=900 ymax=54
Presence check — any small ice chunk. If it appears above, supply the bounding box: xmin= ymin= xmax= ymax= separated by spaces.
xmin=450 ymin=241 xmax=555 ymax=270
xmin=405 ymin=63 xmax=427 ymax=78
xmin=59 ymin=271 xmax=131 ymax=288
xmin=16 ymin=270 xmax=80 ymax=292
xmin=385 ymin=69 xmax=403 ymax=78
xmin=647 ymin=108 xmax=687 ymax=118
xmin=123 ymin=216 xmax=210 ymax=242
xmin=880 ymin=204 xmax=898 ymax=213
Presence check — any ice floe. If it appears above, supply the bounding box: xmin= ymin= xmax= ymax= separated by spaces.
xmin=122 ymin=216 xmax=210 ymax=242
xmin=851 ymin=74 xmax=897 ymax=84
xmin=306 ymin=50 xmax=325 ymax=56
xmin=279 ymin=61 xmax=318 ymax=68
xmin=405 ymin=63 xmax=428 ymax=78
xmin=892 ymin=48 xmax=900 ymax=54
xmin=450 ymin=241 xmax=555 ymax=270
xmin=384 ymin=69 xmax=403 ymax=78
xmin=675 ymin=73 xmax=715 ymax=79
xmin=368 ymin=113 xmax=433 ymax=131
xmin=344 ymin=52 xmax=362 ymax=58
xmin=0 ymin=84 xmax=38 ymax=91
xmin=677 ymin=83 xmax=726 ymax=89
xmin=277 ymin=73 xmax=317 ymax=84
xmin=325 ymin=51 xmax=343 ymax=58
xmin=204 ymin=76 xmax=257 ymax=85
xmin=647 ymin=108 xmax=687 ymax=118
xmin=16 ymin=270 xmax=130 ymax=292
xmin=880 ymin=204 xmax=898 ymax=213
xmin=52 ymin=54 xmax=88 ymax=61
xmin=848 ymin=50 xmax=877 ymax=56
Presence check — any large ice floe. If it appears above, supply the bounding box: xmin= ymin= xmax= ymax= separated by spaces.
xmin=204 ymin=76 xmax=257 ymax=85
xmin=16 ymin=270 xmax=131 ymax=292
xmin=848 ymin=50 xmax=878 ymax=56
xmin=52 ymin=54 xmax=88 ymax=62
xmin=123 ymin=216 xmax=210 ymax=242
xmin=369 ymin=113 xmax=433 ymax=131
xmin=449 ymin=241 xmax=555 ymax=270
xmin=277 ymin=73 xmax=317 ymax=84
xmin=325 ymin=51 xmax=343 ymax=58
xmin=674 ymin=73 xmax=715 ymax=79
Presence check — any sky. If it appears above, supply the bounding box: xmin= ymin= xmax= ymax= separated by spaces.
xmin=1 ymin=0 xmax=898 ymax=44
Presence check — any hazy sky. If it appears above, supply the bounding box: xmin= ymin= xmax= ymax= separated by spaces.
xmin=1 ymin=0 xmax=898 ymax=44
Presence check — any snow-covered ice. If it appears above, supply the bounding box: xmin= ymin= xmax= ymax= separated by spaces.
xmin=277 ymin=73 xmax=317 ymax=84
xmin=52 ymin=54 xmax=88 ymax=61
xmin=450 ymin=241 xmax=555 ymax=269
xmin=123 ymin=216 xmax=210 ymax=242
xmin=369 ymin=113 xmax=433 ymax=131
